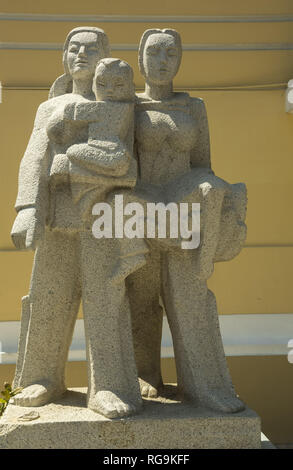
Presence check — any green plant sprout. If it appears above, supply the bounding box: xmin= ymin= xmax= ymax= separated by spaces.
xmin=0 ymin=382 xmax=22 ymax=417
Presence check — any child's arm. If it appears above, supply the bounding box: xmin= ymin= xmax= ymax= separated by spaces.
xmin=63 ymin=101 xmax=105 ymax=123
xmin=68 ymin=103 xmax=134 ymax=177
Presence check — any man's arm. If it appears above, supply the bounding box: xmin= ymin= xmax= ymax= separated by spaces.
xmin=12 ymin=101 xmax=51 ymax=250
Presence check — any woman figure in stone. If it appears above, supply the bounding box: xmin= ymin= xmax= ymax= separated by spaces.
xmin=10 ymin=27 xmax=143 ymax=418
xmin=128 ymin=29 xmax=247 ymax=412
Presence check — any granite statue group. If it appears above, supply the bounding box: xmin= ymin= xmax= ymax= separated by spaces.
xmin=10 ymin=27 xmax=247 ymax=419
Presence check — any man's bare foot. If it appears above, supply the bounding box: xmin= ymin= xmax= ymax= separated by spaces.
xmin=10 ymin=382 xmax=65 ymax=407
xmin=88 ymin=390 xmax=142 ymax=419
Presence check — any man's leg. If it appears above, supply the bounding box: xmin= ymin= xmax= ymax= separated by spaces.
xmin=13 ymin=229 xmax=81 ymax=406
xmin=80 ymin=233 xmax=142 ymax=418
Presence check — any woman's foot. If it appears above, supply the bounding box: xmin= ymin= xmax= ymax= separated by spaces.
xmin=139 ymin=378 xmax=160 ymax=398
xmin=139 ymin=374 xmax=164 ymax=398
xmin=10 ymin=382 xmax=65 ymax=407
xmin=196 ymin=390 xmax=245 ymax=413
xmin=88 ymin=390 xmax=142 ymax=419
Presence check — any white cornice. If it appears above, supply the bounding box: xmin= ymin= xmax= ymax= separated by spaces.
xmin=1 ymin=314 xmax=293 ymax=364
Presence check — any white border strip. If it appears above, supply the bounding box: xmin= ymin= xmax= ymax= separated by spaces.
xmin=1 ymin=13 xmax=293 ymax=23
xmin=1 ymin=42 xmax=293 ymax=51
xmin=1 ymin=314 xmax=293 ymax=364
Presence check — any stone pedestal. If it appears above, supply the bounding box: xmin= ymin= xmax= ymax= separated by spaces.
xmin=0 ymin=387 xmax=261 ymax=449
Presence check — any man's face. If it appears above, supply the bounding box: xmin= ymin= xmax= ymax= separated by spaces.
xmin=94 ymin=64 xmax=133 ymax=101
xmin=66 ymin=32 xmax=104 ymax=80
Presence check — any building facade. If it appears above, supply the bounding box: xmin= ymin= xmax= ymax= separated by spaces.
xmin=0 ymin=0 xmax=293 ymax=444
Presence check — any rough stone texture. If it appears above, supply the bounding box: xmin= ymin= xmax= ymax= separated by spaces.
xmin=128 ymin=29 xmax=248 ymax=413
xmin=10 ymin=27 xmax=144 ymax=419
xmin=0 ymin=388 xmax=261 ymax=449
xmin=7 ymin=24 xmax=255 ymax=445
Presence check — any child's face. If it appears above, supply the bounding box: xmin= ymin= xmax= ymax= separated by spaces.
xmin=94 ymin=65 xmax=133 ymax=101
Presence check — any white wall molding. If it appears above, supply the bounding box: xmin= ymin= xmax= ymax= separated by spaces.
xmin=1 ymin=13 xmax=293 ymax=23
xmin=1 ymin=314 xmax=293 ymax=364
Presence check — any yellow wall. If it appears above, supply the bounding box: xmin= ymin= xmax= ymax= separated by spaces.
xmin=1 ymin=0 xmax=293 ymax=444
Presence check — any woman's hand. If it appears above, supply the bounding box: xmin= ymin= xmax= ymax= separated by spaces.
xmin=11 ymin=208 xmax=44 ymax=250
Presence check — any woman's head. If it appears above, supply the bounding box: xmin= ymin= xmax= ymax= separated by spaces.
xmin=49 ymin=27 xmax=110 ymax=98
xmin=93 ymin=58 xmax=135 ymax=102
xmin=138 ymin=29 xmax=182 ymax=85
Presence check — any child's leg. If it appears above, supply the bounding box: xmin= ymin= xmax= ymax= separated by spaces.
xmin=106 ymin=189 xmax=149 ymax=284
xmin=170 ymin=170 xmax=229 ymax=280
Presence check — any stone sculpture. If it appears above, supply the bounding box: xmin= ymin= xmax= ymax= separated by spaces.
xmin=9 ymin=27 xmax=247 ymax=420
xmin=10 ymin=27 xmax=145 ymax=419
xmin=128 ymin=29 xmax=247 ymax=411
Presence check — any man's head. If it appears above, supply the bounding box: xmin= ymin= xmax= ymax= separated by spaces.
xmin=63 ymin=27 xmax=110 ymax=81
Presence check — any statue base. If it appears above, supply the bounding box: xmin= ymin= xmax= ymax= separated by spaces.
xmin=0 ymin=386 xmax=262 ymax=449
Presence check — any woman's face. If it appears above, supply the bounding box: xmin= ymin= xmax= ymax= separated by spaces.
xmin=142 ymin=33 xmax=180 ymax=85
xmin=66 ymin=32 xmax=105 ymax=80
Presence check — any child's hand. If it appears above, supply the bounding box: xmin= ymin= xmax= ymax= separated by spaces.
xmin=63 ymin=102 xmax=76 ymax=121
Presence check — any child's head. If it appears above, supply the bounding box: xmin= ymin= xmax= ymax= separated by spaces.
xmin=93 ymin=58 xmax=135 ymax=102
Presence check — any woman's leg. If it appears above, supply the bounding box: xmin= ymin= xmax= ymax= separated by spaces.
xmin=161 ymin=248 xmax=244 ymax=413
xmin=13 ymin=229 xmax=81 ymax=406
xmin=127 ymin=242 xmax=163 ymax=397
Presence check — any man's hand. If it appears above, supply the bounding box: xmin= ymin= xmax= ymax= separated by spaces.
xmin=11 ymin=208 xmax=44 ymax=250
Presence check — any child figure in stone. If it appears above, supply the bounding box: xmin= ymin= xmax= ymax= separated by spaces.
xmin=66 ymin=58 xmax=137 ymax=202
xmin=54 ymin=58 xmax=148 ymax=281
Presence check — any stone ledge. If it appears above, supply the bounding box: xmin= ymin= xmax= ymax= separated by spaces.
xmin=0 ymin=387 xmax=261 ymax=449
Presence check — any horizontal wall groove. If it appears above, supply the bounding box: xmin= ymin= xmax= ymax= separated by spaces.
xmin=1 ymin=13 xmax=293 ymax=23
xmin=1 ymin=83 xmax=288 ymax=91
xmin=1 ymin=42 xmax=293 ymax=51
